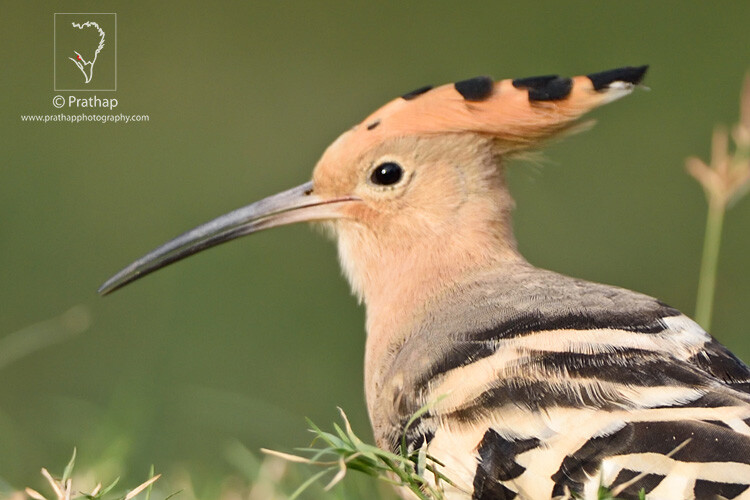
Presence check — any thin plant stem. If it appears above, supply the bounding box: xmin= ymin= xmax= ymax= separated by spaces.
xmin=695 ymin=196 xmax=726 ymax=330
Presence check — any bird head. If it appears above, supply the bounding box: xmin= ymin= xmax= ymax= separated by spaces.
xmin=99 ymin=66 xmax=647 ymax=312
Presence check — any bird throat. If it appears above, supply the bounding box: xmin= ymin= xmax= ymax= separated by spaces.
xmin=334 ymin=206 xmax=524 ymax=420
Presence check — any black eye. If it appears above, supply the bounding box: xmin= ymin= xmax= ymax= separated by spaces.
xmin=370 ymin=162 xmax=404 ymax=186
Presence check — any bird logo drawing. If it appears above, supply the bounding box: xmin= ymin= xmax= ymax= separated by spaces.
xmin=99 ymin=66 xmax=750 ymax=499
xmin=68 ymin=21 xmax=105 ymax=84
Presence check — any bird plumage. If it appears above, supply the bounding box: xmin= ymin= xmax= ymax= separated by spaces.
xmin=376 ymin=263 xmax=750 ymax=498
xmin=99 ymin=65 xmax=750 ymax=498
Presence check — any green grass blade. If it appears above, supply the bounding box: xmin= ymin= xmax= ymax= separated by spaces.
xmin=145 ymin=465 xmax=155 ymax=500
xmin=162 ymin=490 xmax=183 ymax=500
xmin=62 ymin=447 xmax=77 ymax=483
xmin=288 ymin=469 xmax=332 ymax=500
xmin=99 ymin=477 xmax=121 ymax=497
xmin=695 ymin=197 xmax=726 ymax=330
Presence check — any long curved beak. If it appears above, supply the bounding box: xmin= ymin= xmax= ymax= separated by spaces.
xmin=98 ymin=181 xmax=356 ymax=295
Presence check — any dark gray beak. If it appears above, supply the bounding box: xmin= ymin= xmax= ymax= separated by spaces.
xmin=98 ymin=182 xmax=356 ymax=295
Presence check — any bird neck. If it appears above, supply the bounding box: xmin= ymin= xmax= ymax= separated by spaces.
xmin=347 ymin=203 xmax=525 ymax=411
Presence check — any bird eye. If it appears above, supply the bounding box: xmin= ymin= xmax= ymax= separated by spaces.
xmin=370 ymin=162 xmax=404 ymax=186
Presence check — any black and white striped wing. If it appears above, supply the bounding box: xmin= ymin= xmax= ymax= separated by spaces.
xmin=383 ymin=269 xmax=750 ymax=499
xmin=443 ymin=316 xmax=750 ymax=499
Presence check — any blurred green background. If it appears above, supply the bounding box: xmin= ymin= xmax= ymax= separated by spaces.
xmin=2 ymin=1 xmax=750 ymax=497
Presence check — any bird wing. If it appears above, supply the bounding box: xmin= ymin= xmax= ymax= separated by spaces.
xmin=690 ymin=338 xmax=750 ymax=394
xmin=380 ymin=265 xmax=750 ymax=499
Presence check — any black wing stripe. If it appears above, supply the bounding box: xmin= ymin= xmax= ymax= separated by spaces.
xmin=527 ymin=350 xmax=708 ymax=387
xmin=444 ymin=351 xmax=715 ymax=423
xmin=657 ymin=392 xmax=746 ymax=409
xmin=690 ymin=338 xmax=750 ymax=391
xmin=551 ymin=420 xmax=750 ymax=497
xmin=551 ymin=421 xmax=639 ymax=493
xmin=447 ymin=379 xmax=624 ymax=422
xmin=417 ymin=307 xmax=682 ymax=392
xmin=610 ymin=469 xmax=665 ymax=496
xmin=472 ymin=429 xmax=540 ymax=500
xmin=624 ymin=420 xmax=750 ymax=464
xmin=470 ymin=307 xmax=682 ymax=342
xmin=694 ymin=479 xmax=749 ymax=499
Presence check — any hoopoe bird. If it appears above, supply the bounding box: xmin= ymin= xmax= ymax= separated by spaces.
xmin=99 ymin=66 xmax=750 ymax=499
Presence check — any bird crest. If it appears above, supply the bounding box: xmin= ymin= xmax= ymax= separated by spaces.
xmin=326 ymin=66 xmax=648 ymax=161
